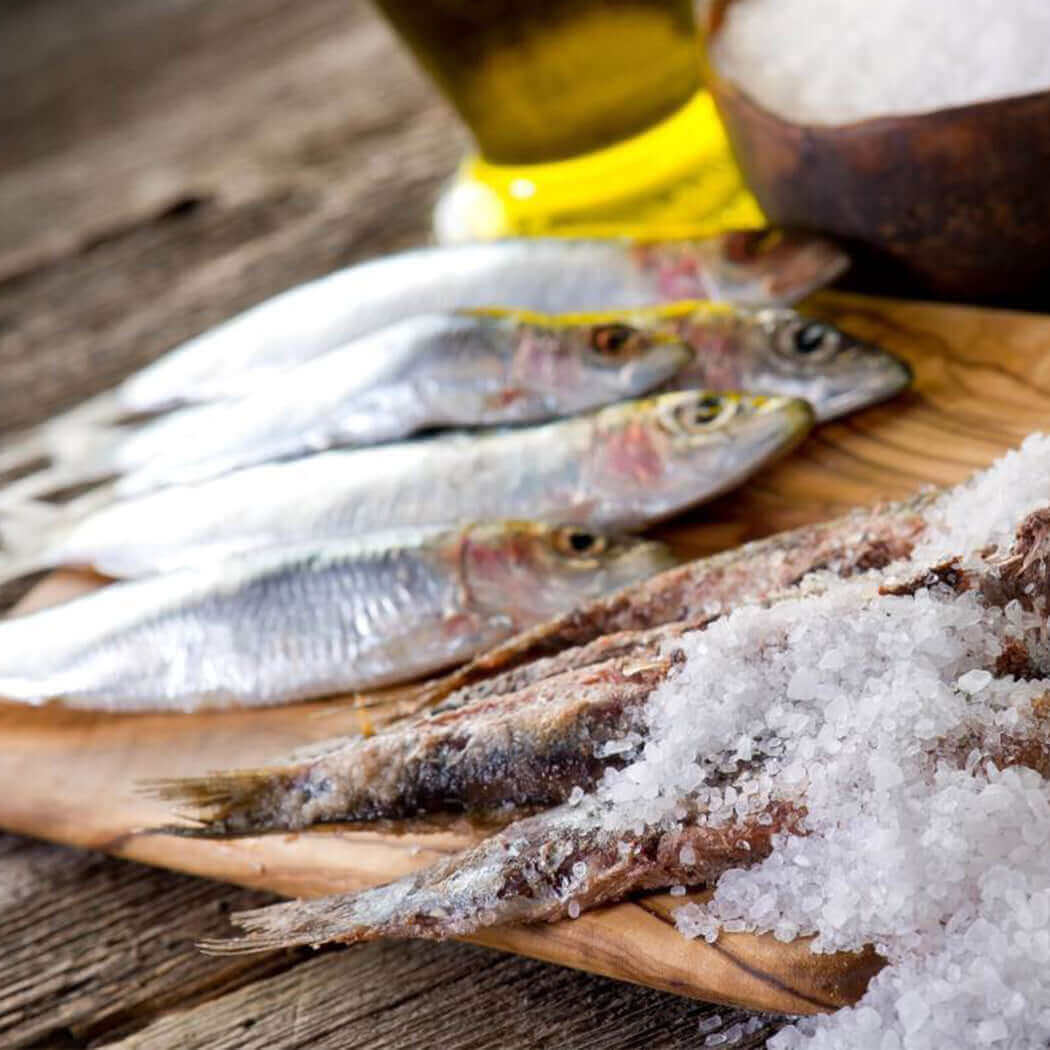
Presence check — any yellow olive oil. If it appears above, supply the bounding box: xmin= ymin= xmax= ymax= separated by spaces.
xmin=372 ymin=0 xmax=762 ymax=240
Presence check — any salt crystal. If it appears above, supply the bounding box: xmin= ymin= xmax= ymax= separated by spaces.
xmin=670 ymin=885 xmax=687 ymax=896
xmin=704 ymin=1034 xmax=728 ymax=1047
xmin=974 ymin=1017 xmax=1008 ymax=1044
xmin=567 ymin=786 xmax=585 ymax=806
xmin=680 ymin=845 xmax=697 ymax=866
xmin=958 ymin=669 xmax=994 ymax=694
xmin=571 ymin=861 xmax=587 ymax=880
xmin=567 ymin=900 xmax=580 ymax=919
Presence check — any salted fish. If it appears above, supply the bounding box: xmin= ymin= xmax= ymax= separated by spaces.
xmin=196 ymin=507 xmax=1050 ymax=953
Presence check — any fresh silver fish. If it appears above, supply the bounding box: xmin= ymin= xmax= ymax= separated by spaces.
xmin=0 ymin=522 xmax=672 ymax=710
xmin=0 ymin=390 xmax=813 ymax=583
xmin=0 ymin=229 xmax=845 ymax=478
xmin=0 ymin=312 xmax=690 ymax=506
xmin=117 ymin=229 xmax=849 ymax=412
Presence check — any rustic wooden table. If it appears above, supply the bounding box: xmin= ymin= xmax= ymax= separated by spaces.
xmin=0 ymin=1 xmax=784 ymax=1045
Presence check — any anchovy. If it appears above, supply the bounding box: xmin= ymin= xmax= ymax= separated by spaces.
xmin=0 ymin=390 xmax=812 ymax=583
xmin=153 ymin=655 xmax=674 ymax=831
xmin=0 ymin=229 xmax=847 ymax=478
xmin=414 ymin=494 xmax=937 ymax=710
xmin=0 ymin=312 xmax=691 ymax=507
xmin=0 ymin=522 xmax=671 ymax=711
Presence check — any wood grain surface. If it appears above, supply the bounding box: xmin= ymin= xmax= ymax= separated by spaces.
xmin=4 ymin=0 xmax=1050 ymax=1046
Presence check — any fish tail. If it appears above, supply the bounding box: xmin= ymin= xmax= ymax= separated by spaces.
xmin=0 ymin=390 xmax=122 ymax=477
xmin=145 ymin=768 xmax=302 ymax=837
xmin=0 ymin=498 xmax=65 ymax=564
xmin=200 ymin=848 xmax=490 ymax=954
xmin=199 ymin=894 xmax=387 ymax=954
xmin=0 ymin=460 xmax=111 ymax=512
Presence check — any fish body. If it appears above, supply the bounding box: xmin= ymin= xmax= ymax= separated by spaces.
xmin=118 ymin=230 xmax=847 ymax=414
xmin=3 ymin=390 xmax=811 ymax=581
xmin=202 ymin=799 xmax=801 ymax=952
xmin=157 ymin=654 xmax=671 ymax=831
xmin=0 ymin=522 xmax=672 ymax=710
xmin=0 ymin=312 xmax=690 ymax=505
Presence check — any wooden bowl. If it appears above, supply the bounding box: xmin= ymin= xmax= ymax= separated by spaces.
xmin=702 ymin=0 xmax=1050 ymax=302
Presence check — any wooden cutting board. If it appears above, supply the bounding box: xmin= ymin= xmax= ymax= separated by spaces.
xmin=0 ymin=290 xmax=1047 ymax=1016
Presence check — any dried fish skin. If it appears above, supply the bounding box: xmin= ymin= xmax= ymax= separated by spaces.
xmin=2 ymin=390 xmax=809 ymax=582
xmin=199 ymin=798 xmax=804 ymax=953
xmin=0 ymin=312 xmax=692 ymax=507
xmin=0 ymin=522 xmax=672 ymax=710
xmin=154 ymin=657 xmax=673 ymax=834
xmin=416 ymin=494 xmax=936 ymax=709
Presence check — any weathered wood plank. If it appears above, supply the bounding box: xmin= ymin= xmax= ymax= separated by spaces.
xmin=0 ymin=833 xmax=778 ymax=1050
xmin=105 ymin=937 xmax=779 ymax=1050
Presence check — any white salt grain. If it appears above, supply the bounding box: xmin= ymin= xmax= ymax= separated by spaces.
xmin=714 ymin=0 xmax=1050 ymax=125
xmin=958 ymin=669 xmax=993 ymax=694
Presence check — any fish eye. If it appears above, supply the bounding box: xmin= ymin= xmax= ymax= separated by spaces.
xmin=589 ymin=323 xmax=640 ymax=358
xmin=670 ymin=394 xmax=733 ymax=432
xmin=555 ymin=527 xmax=607 ymax=558
xmin=775 ymin=320 xmax=840 ymax=361
xmin=795 ymin=323 xmax=831 ymax=353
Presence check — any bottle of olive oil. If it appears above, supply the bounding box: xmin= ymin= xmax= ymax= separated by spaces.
xmin=372 ymin=0 xmax=761 ymax=241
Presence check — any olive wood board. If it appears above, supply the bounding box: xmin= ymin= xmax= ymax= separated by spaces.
xmin=0 ymin=290 xmax=1047 ymax=1016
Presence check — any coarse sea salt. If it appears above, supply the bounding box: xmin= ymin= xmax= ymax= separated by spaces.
xmin=712 ymin=0 xmax=1050 ymax=125
xmin=580 ymin=435 xmax=1050 ymax=1048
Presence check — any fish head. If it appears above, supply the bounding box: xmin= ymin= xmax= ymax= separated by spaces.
xmin=584 ymin=390 xmax=814 ymax=528
xmin=635 ymin=229 xmax=849 ymax=307
xmin=459 ymin=521 xmax=675 ymax=624
xmin=688 ymin=308 xmax=912 ymax=423
xmin=510 ymin=316 xmax=692 ymax=410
